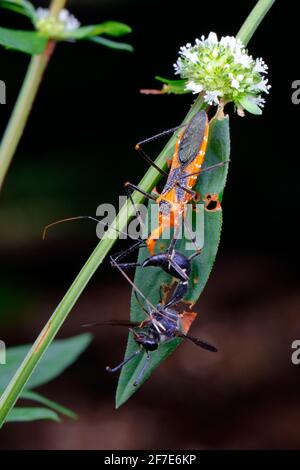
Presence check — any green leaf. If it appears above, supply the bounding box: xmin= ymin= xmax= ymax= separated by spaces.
xmin=178 ymin=115 xmax=230 ymax=302
xmin=6 ymin=406 xmax=60 ymax=422
xmin=21 ymin=390 xmax=77 ymax=419
xmin=116 ymin=114 xmax=230 ymax=408
xmin=0 ymin=0 xmax=36 ymax=19
xmin=0 ymin=333 xmax=92 ymax=392
xmin=0 ymin=27 xmax=47 ymax=55
xmin=155 ymin=76 xmax=189 ymax=94
xmin=88 ymin=36 xmax=133 ymax=52
xmin=238 ymin=95 xmax=263 ymax=115
xmin=63 ymin=21 xmax=132 ymax=40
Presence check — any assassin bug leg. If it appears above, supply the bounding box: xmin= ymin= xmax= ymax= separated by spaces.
xmin=179 ymin=159 xmax=231 ymax=182
xmin=134 ymin=122 xmax=187 ymax=176
xmin=183 ymin=216 xmax=202 ymax=255
xmin=124 ymin=182 xmax=155 ymax=241
xmin=135 ymin=144 xmax=168 ymax=179
xmin=111 ymin=239 xmax=146 ymax=265
xmin=124 ymin=181 xmax=157 ymax=202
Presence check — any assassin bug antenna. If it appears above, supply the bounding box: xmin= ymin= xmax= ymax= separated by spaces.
xmin=42 ymin=215 xmax=138 ymax=241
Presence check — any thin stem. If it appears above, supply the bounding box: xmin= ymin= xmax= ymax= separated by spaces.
xmin=50 ymin=0 xmax=67 ymax=17
xmin=0 ymin=0 xmax=67 ymax=191
xmin=237 ymin=0 xmax=276 ymax=46
xmin=0 ymin=0 xmax=276 ymax=426
xmin=0 ymin=45 xmax=54 ymax=189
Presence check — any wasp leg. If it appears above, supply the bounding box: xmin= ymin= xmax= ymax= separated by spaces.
xmin=133 ymin=352 xmax=151 ymax=387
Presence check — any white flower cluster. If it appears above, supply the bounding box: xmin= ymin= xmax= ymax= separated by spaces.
xmin=35 ymin=7 xmax=80 ymax=38
xmin=174 ymin=32 xmax=270 ymax=114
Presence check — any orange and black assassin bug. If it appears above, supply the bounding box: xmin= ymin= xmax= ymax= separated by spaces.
xmin=125 ymin=110 xmax=210 ymax=256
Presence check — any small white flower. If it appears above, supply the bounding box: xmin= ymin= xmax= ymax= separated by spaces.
xmin=36 ymin=7 xmax=49 ymax=19
xmin=220 ymin=35 xmax=240 ymax=52
xmin=186 ymin=81 xmax=203 ymax=94
xmin=252 ymin=95 xmax=266 ymax=107
xmin=204 ymin=90 xmax=221 ymax=105
xmin=174 ymin=31 xmax=270 ymax=115
xmin=58 ymin=9 xmax=69 ymax=22
xmin=254 ymin=57 xmax=268 ymax=74
xmin=35 ymin=7 xmax=80 ymax=37
xmin=58 ymin=8 xmax=81 ymax=31
xmin=234 ymin=51 xmax=252 ymax=68
xmin=206 ymin=32 xmax=218 ymax=46
xmin=254 ymin=78 xmax=271 ymax=94
xmin=231 ymin=78 xmax=240 ymax=89
xmin=186 ymin=51 xmax=199 ymax=64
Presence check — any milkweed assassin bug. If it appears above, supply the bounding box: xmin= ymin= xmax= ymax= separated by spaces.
xmin=83 ymin=257 xmax=217 ymax=387
xmin=126 ymin=110 xmax=210 ymax=256
xmin=43 ymin=111 xmax=229 ymax=306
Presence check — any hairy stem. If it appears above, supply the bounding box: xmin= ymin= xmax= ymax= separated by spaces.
xmin=0 ymin=0 xmax=67 ymax=191
xmin=0 ymin=0 xmax=276 ymax=426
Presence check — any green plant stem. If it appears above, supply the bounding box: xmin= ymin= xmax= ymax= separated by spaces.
xmin=0 ymin=0 xmax=67 ymax=191
xmin=0 ymin=47 xmax=53 ymax=190
xmin=50 ymin=0 xmax=67 ymax=16
xmin=237 ymin=0 xmax=276 ymax=45
xmin=0 ymin=0 xmax=276 ymax=427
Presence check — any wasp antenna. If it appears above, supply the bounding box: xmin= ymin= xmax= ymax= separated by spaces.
xmin=179 ymin=333 xmax=218 ymax=352
xmin=81 ymin=321 xmax=100 ymax=328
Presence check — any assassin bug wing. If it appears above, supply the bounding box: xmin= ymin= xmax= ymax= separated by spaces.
xmin=178 ymin=111 xmax=208 ymax=168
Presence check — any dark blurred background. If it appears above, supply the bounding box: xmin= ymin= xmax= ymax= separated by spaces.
xmin=1 ymin=0 xmax=300 ymax=450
